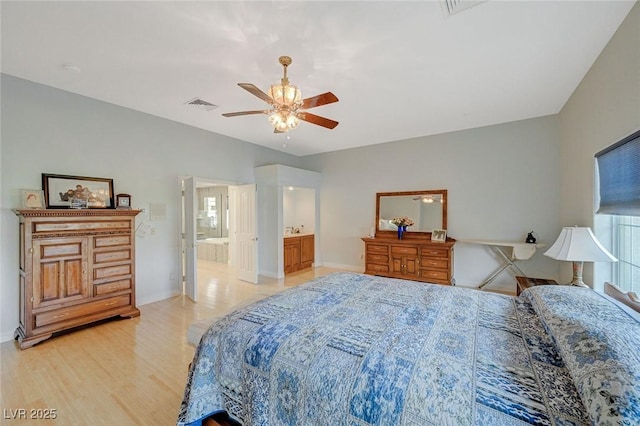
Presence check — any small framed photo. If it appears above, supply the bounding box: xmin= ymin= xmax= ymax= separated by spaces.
xmin=42 ymin=173 xmax=115 ymax=209
xmin=431 ymin=229 xmax=447 ymax=242
xmin=116 ymin=193 xmax=132 ymax=209
xmin=21 ymin=189 xmax=45 ymax=209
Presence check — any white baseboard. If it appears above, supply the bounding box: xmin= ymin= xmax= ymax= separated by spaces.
xmin=1 ymin=330 xmax=15 ymax=344
xmin=137 ymin=289 xmax=182 ymax=306
xmin=321 ymin=262 xmax=362 ymax=272
xmin=259 ymin=270 xmax=281 ymax=280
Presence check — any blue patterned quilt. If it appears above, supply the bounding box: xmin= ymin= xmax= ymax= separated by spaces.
xmin=177 ymin=272 xmax=640 ymax=425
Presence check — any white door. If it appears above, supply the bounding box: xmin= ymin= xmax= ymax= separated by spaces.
xmin=183 ymin=177 xmax=197 ymax=301
xmin=232 ymin=184 xmax=258 ymax=283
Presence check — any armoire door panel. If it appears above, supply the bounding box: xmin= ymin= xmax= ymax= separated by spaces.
xmin=64 ymin=258 xmax=84 ymax=297
xmin=39 ymin=262 xmax=61 ymax=302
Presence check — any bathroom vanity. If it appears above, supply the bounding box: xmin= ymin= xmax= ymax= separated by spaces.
xmin=284 ymin=234 xmax=314 ymax=274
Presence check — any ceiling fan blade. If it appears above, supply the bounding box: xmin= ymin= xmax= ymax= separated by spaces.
xmin=301 ymin=92 xmax=339 ymax=109
xmin=238 ymin=83 xmax=273 ymax=104
xmin=222 ymin=110 xmax=268 ymax=117
xmin=297 ymin=112 xmax=339 ymax=129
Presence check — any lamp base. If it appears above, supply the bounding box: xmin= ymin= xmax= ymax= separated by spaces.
xmin=568 ymin=279 xmax=589 ymax=288
xmin=568 ymin=261 xmax=589 ymax=288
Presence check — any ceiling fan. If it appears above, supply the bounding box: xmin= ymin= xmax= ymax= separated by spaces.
xmin=222 ymin=56 xmax=339 ymax=133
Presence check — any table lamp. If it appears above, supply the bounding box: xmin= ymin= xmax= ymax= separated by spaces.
xmin=544 ymin=226 xmax=618 ymax=287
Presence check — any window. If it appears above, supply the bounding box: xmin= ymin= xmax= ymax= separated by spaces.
xmin=595 ymin=129 xmax=640 ymax=293
xmin=205 ymin=196 xmax=218 ymax=229
xmin=612 ymin=215 xmax=640 ymax=293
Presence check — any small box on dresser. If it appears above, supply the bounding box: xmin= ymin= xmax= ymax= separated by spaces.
xmin=13 ymin=209 xmax=141 ymax=349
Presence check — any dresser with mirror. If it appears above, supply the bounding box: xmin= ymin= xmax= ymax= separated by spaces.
xmin=362 ymin=189 xmax=455 ymax=285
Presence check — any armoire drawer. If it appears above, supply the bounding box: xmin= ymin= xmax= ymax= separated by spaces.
xmin=94 ymin=248 xmax=132 ymax=264
xmin=94 ymin=264 xmax=132 ymax=280
xmin=94 ymin=279 xmax=132 ymax=296
xmin=34 ymin=294 xmax=132 ymax=328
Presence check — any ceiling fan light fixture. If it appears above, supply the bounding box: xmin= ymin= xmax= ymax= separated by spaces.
xmin=269 ymin=83 xmax=302 ymax=108
xmin=223 ymin=55 xmax=338 ymax=132
xmin=269 ymin=110 xmax=299 ymax=132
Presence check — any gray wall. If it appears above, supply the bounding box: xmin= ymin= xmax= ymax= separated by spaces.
xmin=557 ymin=3 xmax=640 ymax=288
xmin=301 ymin=115 xmax=563 ymax=289
xmin=0 ymin=75 xmax=300 ymax=341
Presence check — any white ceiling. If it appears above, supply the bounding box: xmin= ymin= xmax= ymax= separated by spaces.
xmin=1 ymin=1 xmax=634 ymax=156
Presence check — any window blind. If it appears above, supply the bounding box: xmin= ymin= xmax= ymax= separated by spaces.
xmin=595 ymin=129 xmax=640 ymax=215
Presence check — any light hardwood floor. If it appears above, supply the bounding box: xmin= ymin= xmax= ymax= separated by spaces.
xmin=0 ymin=262 xmax=344 ymax=426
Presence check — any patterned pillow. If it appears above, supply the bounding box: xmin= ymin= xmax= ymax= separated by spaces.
xmin=521 ymin=286 xmax=640 ymax=425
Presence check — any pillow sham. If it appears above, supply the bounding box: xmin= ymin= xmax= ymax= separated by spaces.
xmin=521 ymin=286 xmax=640 ymax=425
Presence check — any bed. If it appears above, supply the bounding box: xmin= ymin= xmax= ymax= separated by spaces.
xmin=177 ymin=272 xmax=640 ymax=425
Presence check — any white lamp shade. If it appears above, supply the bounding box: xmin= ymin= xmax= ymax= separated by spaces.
xmin=544 ymin=226 xmax=618 ymax=262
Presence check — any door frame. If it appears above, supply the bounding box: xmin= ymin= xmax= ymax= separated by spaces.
xmin=179 ymin=176 xmax=256 ymax=299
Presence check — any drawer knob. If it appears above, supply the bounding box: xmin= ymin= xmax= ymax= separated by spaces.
xmin=53 ymin=312 xmax=70 ymax=319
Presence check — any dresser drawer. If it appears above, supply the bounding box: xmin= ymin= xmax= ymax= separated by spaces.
xmin=35 ymin=295 xmax=131 ymax=328
xmin=420 ymin=258 xmax=449 ymax=269
xmin=367 ymin=263 xmax=389 ymax=273
xmin=94 ymin=279 xmax=132 ymax=296
xmin=421 ymin=248 xmax=450 ymax=258
xmin=367 ymin=244 xmax=388 ymax=254
xmin=420 ymin=269 xmax=449 ymax=281
xmin=391 ymin=246 xmax=418 ymax=255
xmin=367 ymin=253 xmax=389 ymax=264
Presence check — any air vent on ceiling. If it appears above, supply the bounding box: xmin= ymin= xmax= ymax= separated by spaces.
xmin=184 ymin=97 xmax=218 ymax=112
xmin=442 ymin=0 xmax=487 ymax=16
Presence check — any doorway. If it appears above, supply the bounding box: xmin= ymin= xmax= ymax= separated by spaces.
xmin=180 ymin=177 xmax=258 ymax=302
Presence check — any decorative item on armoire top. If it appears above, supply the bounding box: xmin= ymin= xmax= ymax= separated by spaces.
xmin=21 ymin=189 xmax=45 ymax=209
xmin=42 ymin=173 xmax=114 ymax=209
xmin=526 ymin=231 xmax=537 ymax=244
xmin=116 ymin=193 xmax=132 ymax=209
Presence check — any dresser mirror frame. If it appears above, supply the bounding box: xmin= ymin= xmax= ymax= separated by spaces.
xmin=375 ymin=189 xmax=447 ymax=238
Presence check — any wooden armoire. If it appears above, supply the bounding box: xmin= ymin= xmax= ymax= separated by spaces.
xmin=13 ymin=209 xmax=141 ymax=349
